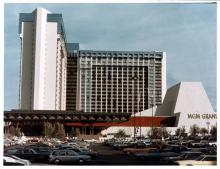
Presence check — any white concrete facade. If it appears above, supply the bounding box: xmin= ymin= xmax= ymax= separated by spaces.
xmin=102 ymin=82 xmax=216 ymax=136
xmin=155 ymin=82 xmax=216 ymax=132
xmin=19 ymin=8 xmax=67 ymax=110
xmin=161 ymin=52 xmax=166 ymax=102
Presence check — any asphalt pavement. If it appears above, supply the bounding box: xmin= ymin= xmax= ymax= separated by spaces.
xmin=31 ymin=143 xmax=164 ymax=165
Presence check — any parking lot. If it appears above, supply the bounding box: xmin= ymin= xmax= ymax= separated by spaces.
xmin=88 ymin=143 xmax=165 ymax=165
xmin=4 ymin=136 xmax=217 ymax=166
xmin=29 ymin=143 xmax=165 ymax=165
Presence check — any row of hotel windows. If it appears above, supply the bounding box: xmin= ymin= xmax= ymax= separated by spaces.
xmin=79 ymin=53 xmax=163 ymax=57
xmin=80 ymin=61 xmax=162 ymax=65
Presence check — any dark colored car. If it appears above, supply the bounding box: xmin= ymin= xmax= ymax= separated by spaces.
xmin=134 ymin=151 xmax=180 ymax=160
xmin=54 ymin=144 xmax=74 ymax=149
xmin=25 ymin=146 xmax=52 ymax=161
xmin=135 ymin=141 xmax=152 ymax=148
xmin=113 ymin=142 xmax=132 ymax=150
xmin=188 ymin=142 xmax=208 ymax=148
xmin=161 ymin=145 xmax=189 ymax=153
xmin=4 ymin=147 xmax=47 ymax=162
xmin=188 ymin=147 xmax=209 ymax=154
xmin=67 ymin=147 xmax=98 ymax=158
xmin=161 ymin=151 xmax=204 ymax=165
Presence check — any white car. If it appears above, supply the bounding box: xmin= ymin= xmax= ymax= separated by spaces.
xmin=176 ymin=155 xmax=217 ymax=166
xmin=208 ymin=142 xmax=217 ymax=147
xmin=4 ymin=155 xmax=31 ymax=166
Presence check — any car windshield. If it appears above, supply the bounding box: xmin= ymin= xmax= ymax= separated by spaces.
xmin=6 ymin=149 xmax=20 ymax=154
xmin=24 ymin=149 xmax=37 ymax=154
xmin=35 ymin=147 xmax=49 ymax=150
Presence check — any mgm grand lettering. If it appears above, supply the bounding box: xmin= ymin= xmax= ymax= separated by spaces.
xmin=188 ymin=113 xmax=217 ymax=119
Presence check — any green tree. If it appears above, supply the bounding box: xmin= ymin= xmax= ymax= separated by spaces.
xmin=189 ymin=124 xmax=200 ymax=137
xmin=52 ymin=122 xmax=66 ymax=139
xmin=200 ymin=128 xmax=208 ymax=137
xmin=43 ymin=122 xmax=54 ymax=138
xmin=57 ymin=123 xmax=66 ymax=139
xmin=175 ymin=126 xmax=186 ymax=138
xmin=7 ymin=126 xmax=22 ymax=137
xmin=15 ymin=127 xmax=22 ymax=137
xmin=75 ymin=128 xmax=81 ymax=136
xmin=210 ymin=126 xmax=217 ymax=141
xmin=8 ymin=126 xmax=16 ymax=136
xmin=114 ymin=129 xmax=126 ymax=138
xmin=43 ymin=122 xmax=66 ymax=139
xmin=70 ymin=127 xmax=77 ymax=137
xmin=148 ymin=127 xmax=170 ymax=139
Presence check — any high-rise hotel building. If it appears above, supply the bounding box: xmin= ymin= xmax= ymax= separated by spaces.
xmin=19 ymin=8 xmax=166 ymax=114
xmin=66 ymin=44 xmax=166 ymax=114
xmin=19 ymin=8 xmax=67 ymax=110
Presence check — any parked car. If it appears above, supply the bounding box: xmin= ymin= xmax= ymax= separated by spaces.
xmin=161 ymin=151 xmax=204 ymax=165
xmin=161 ymin=145 xmax=189 ymax=153
xmin=123 ymin=147 xmax=158 ymax=155
xmin=66 ymin=147 xmax=98 ymax=158
xmin=208 ymin=142 xmax=217 ymax=147
xmin=188 ymin=142 xmax=208 ymax=148
xmin=25 ymin=146 xmax=52 ymax=160
xmin=176 ymin=155 xmax=217 ymax=166
xmin=134 ymin=151 xmax=179 ymax=160
xmin=205 ymin=147 xmax=217 ymax=155
xmin=4 ymin=155 xmax=31 ymax=165
xmin=4 ymin=147 xmax=47 ymax=162
xmin=136 ymin=140 xmax=152 ymax=148
xmin=54 ymin=144 xmax=73 ymax=149
xmin=3 ymin=155 xmax=32 ymax=166
xmin=49 ymin=149 xmax=91 ymax=164
xmin=188 ymin=147 xmax=209 ymax=154
xmin=113 ymin=142 xmax=132 ymax=150
xmin=69 ymin=141 xmax=90 ymax=149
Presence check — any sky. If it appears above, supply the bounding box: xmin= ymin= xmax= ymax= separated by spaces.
xmin=4 ymin=3 xmax=217 ymax=111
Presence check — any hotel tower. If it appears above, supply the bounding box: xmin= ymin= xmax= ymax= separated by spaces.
xmin=19 ymin=8 xmax=166 ymax=114
xmin=19 ymin=8 xmax=67 ymax=110
xmin=66 ymin=44 xmax=166 ymax=113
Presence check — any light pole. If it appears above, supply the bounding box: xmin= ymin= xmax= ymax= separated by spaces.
xmin=133 ymin=111 xmax=136 ymax=141
xmin=139 ymin=93 xmax=141 ymax=139
xmin=131 ymin=75 xmax=138 ymax=141
xmin=151 ymin=95 xmax=154 ymax=131
xmin=151 ymin=57 xmax=155 ymax=137
xmin=206 ymin=121 xmax=210 ymax=135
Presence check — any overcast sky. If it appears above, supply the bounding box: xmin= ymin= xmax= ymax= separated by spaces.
xmin=4 ymin=3 xmax=217 ymax=111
